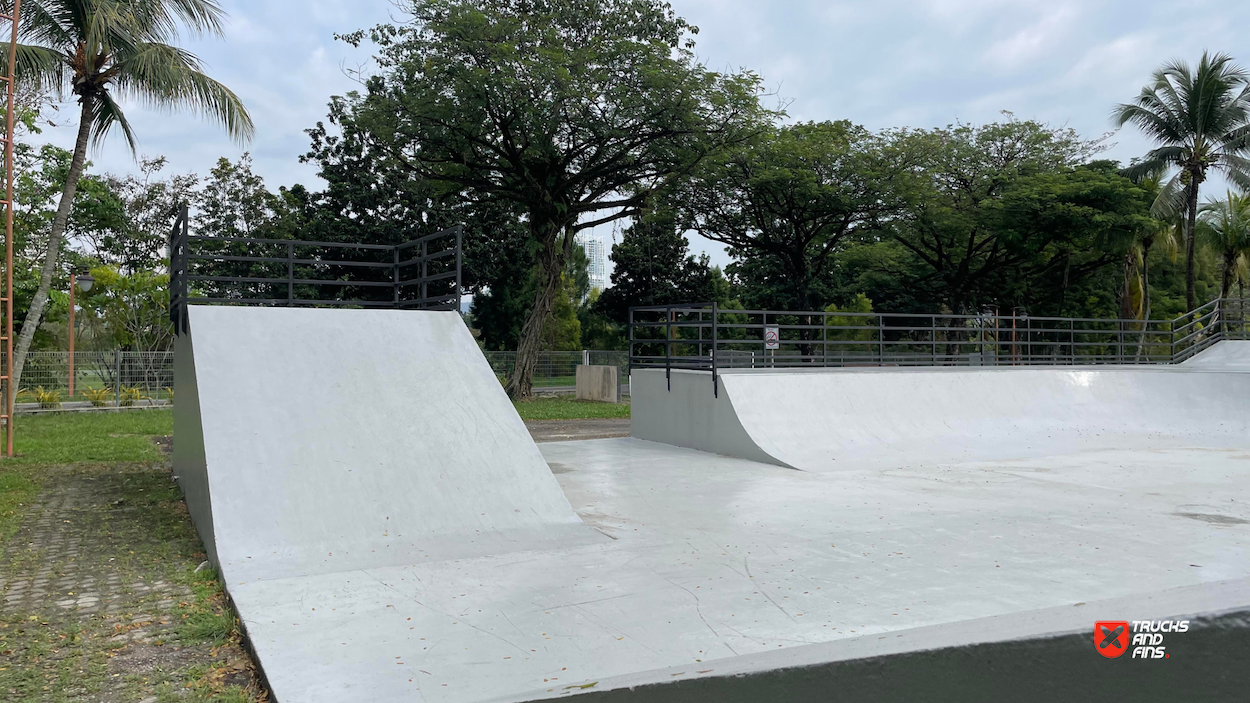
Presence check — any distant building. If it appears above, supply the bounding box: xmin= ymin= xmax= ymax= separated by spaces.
xmin=577 ymin=232 xmax=609 ymax=292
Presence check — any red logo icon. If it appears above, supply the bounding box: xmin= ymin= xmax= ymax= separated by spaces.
xmin=1095 ymin=621 xmax=1130 ymax=658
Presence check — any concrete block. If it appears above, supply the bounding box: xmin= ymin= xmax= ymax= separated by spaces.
xmin=576 ymin=364 xmax=619 ymax=403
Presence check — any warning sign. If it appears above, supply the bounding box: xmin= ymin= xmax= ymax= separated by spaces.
xmin=764 ymin=326 xmax=780 ymax=350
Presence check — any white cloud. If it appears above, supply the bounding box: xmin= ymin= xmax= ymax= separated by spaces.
xmin=26 ymin=0 xmax=1250 ymax=269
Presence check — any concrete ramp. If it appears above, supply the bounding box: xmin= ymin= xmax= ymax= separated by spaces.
xmin=174 ymin=305 xmax=593 ymax=580
xmin=1182 ymin=339 xmax=1250 ymax=369
xmin=632 ymin=346 xmax=1250 ymax=472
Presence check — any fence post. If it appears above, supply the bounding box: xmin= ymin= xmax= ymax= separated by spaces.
xmin=392 ymin=245 xmax=400 ymax=307
xmin=711 ymin=302 xmax=718 ymax=397
xmin=114 ymin=350 xmax=122 ymax=407
xmin=287 ymin=242 xmax=294 ymax=304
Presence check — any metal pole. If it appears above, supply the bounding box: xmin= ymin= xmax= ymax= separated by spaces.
xmin=3 ymin=0 xmax=21 ymax=456
xmin=711 ymin=302 xmax=718 ymax=397
xmin=114 ymin=349 xmax=122 ymax=407
xmin=392 ymin=244 xmax=399 ymax=307
xmin=421 ymin=240 xmax=428 ymax=305
xmin=68 ymin=275 xmax=75 ymax=398
xmin=286 ymin=242 xmax=294 ymax=304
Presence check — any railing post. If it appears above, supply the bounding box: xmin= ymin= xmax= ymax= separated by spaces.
xmin=878 ymin=314 xmax=884 ymax=366
xmin=711 ymin=301 xmax=718 ymax=397
xmin=286 ymin=241 xmax=294 ymax=304
xmin=392 ymin=245 xmax=400 ymax=307
xmin=932 ymin=315 xmax=937 ymax=365
xmin=666 ymin=306 xmax=672 ymax=391
xmin=1070 ymin=319 xmax=1075 ymax=364
xmin=421 ymin=240 xmax=429 ymax=305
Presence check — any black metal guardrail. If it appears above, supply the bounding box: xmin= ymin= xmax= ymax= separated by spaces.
xmin=628 ymin=299 xmax=1250 ymax=395
xmin=169 ymin=204 xmax=462 ymax=333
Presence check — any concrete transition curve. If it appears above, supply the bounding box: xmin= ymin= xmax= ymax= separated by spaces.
xmin=631 ymin=346 xmax=1250 ymax=472
xmin=174 ymin=305 xmax=597 ymax=579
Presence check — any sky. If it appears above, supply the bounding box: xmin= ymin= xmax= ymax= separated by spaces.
xmin=36 ymin=0 xmax=1250 ymax=270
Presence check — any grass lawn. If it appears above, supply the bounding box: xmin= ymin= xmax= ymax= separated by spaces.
xmin=0 ymin=409 xmax=264 ymax=702
xmin=512 ymin=396 xmax=630 ymax=421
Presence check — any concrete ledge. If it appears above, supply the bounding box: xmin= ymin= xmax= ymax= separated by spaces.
xmin=576 ymin=364 xmax=619 ymax=403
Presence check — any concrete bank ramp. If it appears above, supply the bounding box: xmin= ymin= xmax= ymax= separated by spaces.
xmin=631 ymin=346 xmax=1250 ymax=472
xmin=1182 ymin=339 xmax=1250 ymax=369
xmin=174 ymin=306 xmax=595 ymax=581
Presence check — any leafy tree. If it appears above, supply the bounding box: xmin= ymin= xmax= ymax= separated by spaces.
xmin=884 ymin=117 xmax=1109 ymax=313
xmin=335 ymin=0 xmax=767 ymax=398
xmin=680 ymin=121 xmax=902 ymax=311
xmin=1197 ymin=190 xmax=1250 ymax=299
xmin=984 ymin=161 xmax=1155 ymax=315
xmin=5 ymin=0 xmax=253 ymax=393
xmin=1114 ymin=51 xmax=1250 ymax=311
xmin=594 ymin=210 xmax=728 ymax=327
xmin=79 ymin=265 xmax=173 ymax=352
xmin=84 ymin=157 xmax=197 ymax=270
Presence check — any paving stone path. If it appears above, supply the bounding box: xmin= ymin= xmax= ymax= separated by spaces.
xmin=0 ymin=462 xmax=262 ymax=702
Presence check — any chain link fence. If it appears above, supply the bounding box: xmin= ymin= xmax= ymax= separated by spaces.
xmin=10 ymin=351 xmax=174 ymax=409
xmin=9 ymin=349 xmax=630 ymax=409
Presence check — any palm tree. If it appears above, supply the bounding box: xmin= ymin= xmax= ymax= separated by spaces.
xmin=1197 ymin=190 xmax=1250 ymax=299
xmin=3 ymin=0 xmax=253 ymax=393
xmin=1113 ymin=51 xmax=1250 ymax=312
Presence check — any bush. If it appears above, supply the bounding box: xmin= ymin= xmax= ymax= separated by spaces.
xmin=119 ymin=386 xmax=145 ymax=407
xmin=83 ymin=388 xmax=112 ymax=407
xmin=33 ymin=386 xmax=61 ymax=410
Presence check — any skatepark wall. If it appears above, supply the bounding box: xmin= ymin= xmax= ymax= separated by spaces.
xmin=632 ymin=356 xmax=1250 ymax=472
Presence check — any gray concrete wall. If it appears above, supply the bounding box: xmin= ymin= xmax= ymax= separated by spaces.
xmin=576 ymin=364 xmax=619 ymax=403
xmin=630 ymin=368 xmax=792 ymax=468
xmin=172 ymin=328 xmax=217 ymax=566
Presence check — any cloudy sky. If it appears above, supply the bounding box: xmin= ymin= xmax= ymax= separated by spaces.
xmin=37 ymin=0 xmax=1250 ymax=267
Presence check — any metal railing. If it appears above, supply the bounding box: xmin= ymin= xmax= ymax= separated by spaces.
xmin=628 ymin=299 xmax=1250 ymax=394
xmin=169 ymin=204 xmax=463 ymax=333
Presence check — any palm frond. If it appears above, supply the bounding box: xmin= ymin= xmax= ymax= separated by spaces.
xmin=89 ymin=88 xmax=137 ymax=150
xmin=1149 ymin=172 xmax=1187 ymax=220
xmin=112 ymin=40 xmax=253 ymax=144
xmin=0 ymin=42 xmax=69 ymax=95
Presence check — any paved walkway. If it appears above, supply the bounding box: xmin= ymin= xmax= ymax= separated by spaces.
xmin=0 ymin=462 xmax=263 ymax=701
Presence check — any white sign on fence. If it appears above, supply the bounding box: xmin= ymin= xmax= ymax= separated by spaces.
xmin=764 ymin=325 xmax=780 ymax=350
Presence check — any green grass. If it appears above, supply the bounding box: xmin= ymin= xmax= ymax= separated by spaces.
xmin=512 ymin=396 xmax=630 ymax=420
xmin=0 ymin=410 xmax=173 ymax=542
xmin=8 ymin=409 xmax=172 ymax=465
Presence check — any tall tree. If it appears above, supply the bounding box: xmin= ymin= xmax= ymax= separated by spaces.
xmin=680 ymin=121 xmax=901 ymax=311
xmin=594 ymin=209 xmax=728 ymax=327
xmin=1113 ymin=51 xmax=1250 ymax=311
xmin=4 ymin=0 xmax=253 ymax=393
xmin=885 ymin=117 xmax=1105 ymax=314
xmin=335 ymin=0 xmax=767 ymax=398
xmin=1197 ymin=190 xmax=1250 ymax=299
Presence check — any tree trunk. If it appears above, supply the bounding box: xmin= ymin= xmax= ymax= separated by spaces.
xmin=12 ymin=99 xmax=94 ymax=394
xmin=1221 ymin=252 xmax=1234 ymax=300
xmin=505 ymin=222 xmax=569 ymax=400
xmin=1184 ymin=179 xmax=1200 ymax=313
xmin=1136 ymin=242 xmax=1152 ymax=362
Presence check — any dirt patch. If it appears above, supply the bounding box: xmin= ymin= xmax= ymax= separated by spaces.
xmin=151 ymin=436 xmax=172 ymax=455
xmin=526 ymin=418 xmax=630 ymax=443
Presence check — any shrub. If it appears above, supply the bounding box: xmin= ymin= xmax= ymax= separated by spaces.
xmin=83 ymin=388 xmax=113 ymax=407
xmin=119 ymin=386 xmax=145 ymax=407
xmin=33 ymin=386 xmax=61 ymax=410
